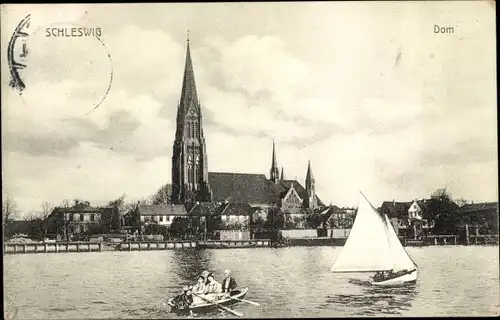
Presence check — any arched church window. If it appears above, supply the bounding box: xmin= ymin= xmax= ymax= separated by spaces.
xmin=194 ymin=122 xmax=198 ymax=138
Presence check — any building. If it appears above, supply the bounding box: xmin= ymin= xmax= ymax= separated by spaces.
xmin=46 ymin=200 xmax=120 ymax=240
xmin=379 ymin=200 xmax=412 ymax=236
xmin=456 ymin=202 xmax=498 ymax=235
xmin=125 ymin=204 xmax=189 ymax=234
xmin=320 ymin=205 xmax=357 ymax=229
xmin=379 ymin=199 xmax=433 ymax=238
xmin=169 ymin=38 xmax=325 ymax=223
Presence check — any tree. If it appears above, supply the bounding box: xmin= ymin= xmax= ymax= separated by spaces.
xmin=2 ymin=195 xmax=19 ymax=225
xmin=169 ymin=217 xmax=190 ymax=239
xmin=38 ymin=202 xmax=54 ymax=237
xmin=151 ymin=184 xmax=172 ymax=205
xmin=266 ymin=207 xmax=284 ymax=230
xmin=251 ymin=215 xmax=266 ymax=231
xmin=428 ymin=188 xmax=459 ymax=235
xmin=306 ymin=211 xmax=322 ymax=229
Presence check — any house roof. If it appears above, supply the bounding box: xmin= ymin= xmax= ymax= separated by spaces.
xmin=216 ymin=202 xmax=255 ymax=216
xmin=208 ymin=172 xmax=277 ymax=205
xmin=380 ymin=201 xmax=412 ymax=218
xmin=320 ymin=205 xmax=355 ymax=219
xmin=457 ymin=202 xmax=498 ymax=215
xmin=188 ymin=202 xmax=218 ymax=216
xmin=49 ymin=205 xmax=112 ymax=220
xmin=137 ymin=204 xmax=188 ymax=216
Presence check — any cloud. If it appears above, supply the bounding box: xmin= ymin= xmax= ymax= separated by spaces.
xmin=1 ymin=3 xmax=497 ymax=213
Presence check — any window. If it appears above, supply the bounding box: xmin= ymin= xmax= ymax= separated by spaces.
xmin=68 ymin=214 xmax=74 ymax=221
xmin=79 ymin=225 xmax=85 ymax=233
xmin=90 ymin=214 xmax=95 ymax=222
xmin=160 ymin=216 xmax=163 ymax=222
xmin=194 ymin=123 xmax=198 ymax=138
xmin=80 ymin=214 xmax=84 ymax=222
xmin=167 ymin=216 xmax=171 ymax=222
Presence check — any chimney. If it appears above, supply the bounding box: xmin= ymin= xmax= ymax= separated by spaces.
xmin=393 ymin=199 xmax=395 ymax=206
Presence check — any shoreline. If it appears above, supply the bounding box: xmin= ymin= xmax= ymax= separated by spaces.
xmin=4 ymin=236 xmax=499 ymax=255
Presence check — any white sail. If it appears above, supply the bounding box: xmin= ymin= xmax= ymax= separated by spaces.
xmin=384 ymin=214 xmax=416 ymax=272
xmin=330 ymin=193 xmax=393 ymax=272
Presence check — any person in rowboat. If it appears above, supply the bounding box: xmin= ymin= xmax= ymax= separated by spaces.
xmin=171 ymin=286 xmax=193 ymax=310
xmin=200 ymin=270 xmax=210 ymax=285
xmin=204 ymin=273 xmax=222 ymax=295
xmin=221 ymin=269 xmax=237 ymax=297
xmin=192 ymin=275 xmax=206 ymax=295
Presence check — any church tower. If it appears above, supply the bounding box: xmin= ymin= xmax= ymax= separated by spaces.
xmin=305 ymin=161 xmax=317 ymax=209
xmin=270 ymin=140 xmax=279 ymax=183
xmin=171 ymin=36 xmax=211 ymax=204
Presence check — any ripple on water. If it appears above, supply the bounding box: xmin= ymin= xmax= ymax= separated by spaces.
xmin=3 ymin=246 xmax=499 ymax=318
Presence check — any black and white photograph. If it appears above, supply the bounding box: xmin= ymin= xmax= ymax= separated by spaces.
xmin=2 ymin=2 xmax=498 ymax=319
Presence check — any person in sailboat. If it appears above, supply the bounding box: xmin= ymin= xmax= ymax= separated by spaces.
xmin=221 ymin=269 xmax=237 ymax=297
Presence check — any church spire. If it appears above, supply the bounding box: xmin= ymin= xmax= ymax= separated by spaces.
xmin=306 ymin=160 xmax=314 ymax=186
xmin=179 ymin=33 xmax=198 ymax=114
xmin=171 ymin=34 xmax=211 ymax=205
xmin=305 ymin=160 xmax=317 ymax=209
xmin=280 ymin=166 xmax=284 ymax=180
xmin=270 ymin=139 xmax=279 ymax=183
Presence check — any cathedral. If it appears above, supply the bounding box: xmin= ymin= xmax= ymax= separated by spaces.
xmin=170 ymin=38 xmax=324 ymax=215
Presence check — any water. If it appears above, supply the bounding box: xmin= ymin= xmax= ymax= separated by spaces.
xmin=4 ymin=246 xmax=499 ymax=319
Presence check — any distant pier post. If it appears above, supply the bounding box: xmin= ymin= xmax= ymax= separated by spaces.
xmin=443 ymin=238 xmax=447 ymax=245
xmin=465 ymin=224 xmax=470 ymax=245
xmin=434 ymin=237 xmax=437 ymax=245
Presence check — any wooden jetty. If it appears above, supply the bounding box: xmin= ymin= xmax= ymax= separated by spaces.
xmin=425 ymin=235 xmax=460 ymax=246
xmin=198 ymin=239 xmax=271 ymax=249
xmin=4 ymin=242 xmax=103 ymax=254
xmin=118 ymin=241 xmax=197 ymax=251
xmin=468 ymin=235 xmax=499 ymax=245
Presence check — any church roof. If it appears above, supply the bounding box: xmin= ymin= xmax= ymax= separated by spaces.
xmin=207 ymin=172 xmax=324 ymax=208
xmin=208 ymin=172 xmax=278 ymax=205
xmin=275 ymin=179 xmax=325 ymax=207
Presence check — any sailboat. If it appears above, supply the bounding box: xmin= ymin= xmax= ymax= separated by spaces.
xmin=330 ymin=192 xmax=418 ymax=287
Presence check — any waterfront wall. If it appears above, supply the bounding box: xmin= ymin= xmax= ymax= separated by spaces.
xmin=282 ymin=229 xmax=317 ymax=238
xmin=218 ymin=230 xmax=251 ymax=241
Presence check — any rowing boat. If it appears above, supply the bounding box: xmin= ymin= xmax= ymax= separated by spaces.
xmin=166 ymin=287 xmax=248 ymax=314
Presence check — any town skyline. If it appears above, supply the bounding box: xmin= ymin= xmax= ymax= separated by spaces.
xmin=2 ymin=3 xmax=497 ymax=215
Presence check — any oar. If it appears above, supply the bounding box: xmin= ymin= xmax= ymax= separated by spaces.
xmin=194 ymin=294 xmax=244 ymax=317
xmin=230 ymin=297 xmax=260 ymax=307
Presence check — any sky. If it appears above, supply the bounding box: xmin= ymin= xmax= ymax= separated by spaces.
xmin=1 ymin=2 xmax=497 ymax=216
